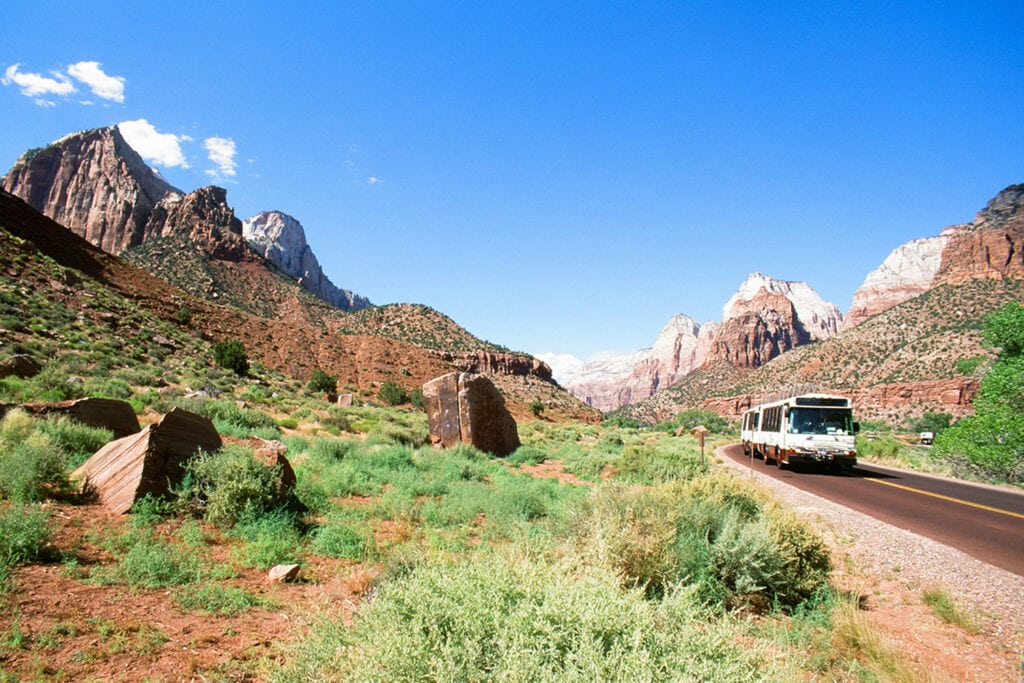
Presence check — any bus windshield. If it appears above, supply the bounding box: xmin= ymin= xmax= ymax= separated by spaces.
xmin=788 ymin=408 xmax=854 ymax=435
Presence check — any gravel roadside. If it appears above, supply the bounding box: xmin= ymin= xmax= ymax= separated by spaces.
xmin=715 ymin=446 xmax=1024 ymax=663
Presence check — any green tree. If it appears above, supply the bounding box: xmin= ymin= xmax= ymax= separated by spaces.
xmin=907 ymin=412 xmax=953 ymax=436
xmin=307 ymin=368 xmax=338 ymax=394
xmin=377 ymin=380 xmax=407 ymax=406
xmin=212 ymin=340 xmax=249 ymax=376
xmin=528 ymin=400 xmax=544 ymax=417
xmin=933 ymin=302 xmax=1024 ymax=482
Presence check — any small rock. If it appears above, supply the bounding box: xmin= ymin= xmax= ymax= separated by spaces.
xmin=268 ymin=564 xmax=301 ymax=583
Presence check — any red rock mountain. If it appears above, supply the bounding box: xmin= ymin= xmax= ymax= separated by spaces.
xmin=846 ymin=184 xmax=1024 ymax=330
xmin=2 ymin=127 xmax=369 ymax=312
xmin=1 ymin=127 xmax=178 ymax=254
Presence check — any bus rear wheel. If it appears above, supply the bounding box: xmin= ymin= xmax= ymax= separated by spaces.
xmin=775 ymin=449 xmax=787 ymax=470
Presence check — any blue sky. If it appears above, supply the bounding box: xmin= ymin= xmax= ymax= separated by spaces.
xmin=2 ymin=2 xmax=1022 ymax=361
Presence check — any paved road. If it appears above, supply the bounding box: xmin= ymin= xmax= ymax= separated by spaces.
xmin=721 ymin=444 xmax=1024 ymax=577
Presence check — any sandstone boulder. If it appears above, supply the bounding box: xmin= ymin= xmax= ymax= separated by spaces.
xmin=423 ymin=373 xmax=521 ymax=457
xmin=0 ymin=354 xmax=42 ymax=379
xmin=27 ymin=397 xmax=140 ymax=437
xmin=72 ymin=408 xmax=222 ymax=513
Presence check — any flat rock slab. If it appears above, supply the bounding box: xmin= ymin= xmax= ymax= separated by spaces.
xmin=72 ymin=408 xmax=222 ymax=513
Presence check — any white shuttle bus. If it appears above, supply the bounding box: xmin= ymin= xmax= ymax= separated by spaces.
xmin=741 ymin=394 xmax=858 ymax=471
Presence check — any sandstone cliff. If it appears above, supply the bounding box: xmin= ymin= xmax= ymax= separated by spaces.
xmin=1 ymin=126 xmax=179 ymax=254
xmin=845 ymin=184 xmax=1024 ymax=329
xmin=702 ymin=288 xmax=804 ymax=369
xmin=844 ymin=234 xmax=950 ymax=330
xmin=242 ymin=211 xmax=370 ymax=311
xmin=934 ymin=184 xmax=1024 ymax=287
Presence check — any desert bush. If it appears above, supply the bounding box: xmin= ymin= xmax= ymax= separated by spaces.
xmin=181 ymin=445 xmax=296 ymax=528
xmin=174 ymin=582 xmax=265 ymax=616
xmin=855 ymin=435 xmax=904 ymax=461
xmin=569 ymin=476 xmax=830 ymax=610
xmin=310 ymin=520 xmax=374 ymax=560
xmin=0 ymin=413 xmax=68 ymax=503
xmin=377 ymin=380 xmax=407 ymax=406
xmin=0 ymin=505 xmax=53 ymax=570
xmin=307 ymin=368 xmax=338 ymax=395
xmin=269 ymin=554 xmax=776 ymax=681
xmin=906 ymin=411 xmax=953 ymax=436
xmin=656 ymin=409 xmax=732 ymax=435
xmin=212 ymin=339 xmax=249 ymax=376
xmin=90 ymin=530 xmax=201 ymax=589
xmin=83 ymin=377 xmax=133 ymax=400
xmin=231 ymin=512 xmax=305 ymax=568
xmin=506 ymin=445 xmax=546 ymax=466
xmin=38 ymin=417 xmax=113 ymax=469
xmin=185 ymin=398 xmax=278 ymax=437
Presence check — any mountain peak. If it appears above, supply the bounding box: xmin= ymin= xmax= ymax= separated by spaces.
xmin=722 ymin=272 xmax=842 ymax=340
xmin=242 ymin=211 xmax=371 ymax=311
xmin=2 ymin=126 xmax=180 ymax=253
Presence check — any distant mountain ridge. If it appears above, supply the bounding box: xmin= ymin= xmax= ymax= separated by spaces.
xmin=1 ymin=126 xmax=370 ymax=313
xmin=618 ymin=183 xmax=1024 ymax=424
xmin=560 ymin=274 xmax=842 ymax=412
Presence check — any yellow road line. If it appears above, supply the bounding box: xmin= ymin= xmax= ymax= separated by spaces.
xmin=865 ymin=478 xmax=1024 ymax=520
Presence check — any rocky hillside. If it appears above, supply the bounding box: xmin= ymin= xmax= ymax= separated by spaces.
xmin=561 ymin=274 xmax=841 ymax=412
xmin=0 ymin=189 xmax=593 ymax=421
xmin=620 ymin=184 xmax=1024 ymax=425
xmin=2 ymin=127 xmax=369 ymax=313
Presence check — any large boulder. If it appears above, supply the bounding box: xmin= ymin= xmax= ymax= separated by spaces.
xmin=423 ymin=373 xmax=520 ymax=457
xmin=0 ymin=354 xmax=42 ymax=379
xmin=24 ymin=397 xmax=141 ymax=437
xmin=72 ymin=408 xmax=222 ymax=513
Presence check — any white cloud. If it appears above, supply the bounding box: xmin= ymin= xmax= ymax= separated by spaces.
xmin=117 ymin=119 xmax=190 ymax=168
xmin=203 ymin=137 xmax=237 ymax=178
xmin=367 ymin=176 xmax=379 ymax=185
xmin=2 ymin=63 xmax=76 ymax=105
xmin=67 ymin=61 xmax=125 ymax=103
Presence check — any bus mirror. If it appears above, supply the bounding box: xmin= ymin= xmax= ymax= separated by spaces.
xmin=853 ymin=421 xmax=860 ymax=434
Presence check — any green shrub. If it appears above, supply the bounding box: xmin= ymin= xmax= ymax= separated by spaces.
xmin=307 ymin=368 xmax=338 ymax=395
xmin=181 ymin=445 xmax=296 ymax=528
xmin=174 ymin=582 xmax=264 ymax=615
xmin=38 ymin=417 xmax=113 ymax=469
xmin=231 ymin=512 xmax=305 ymax=569
xmin=0 ymin=428 xmax=67 ymax=503
xmin=377 ymin=380 xmax=407 ymax=406
xmin=310 ymin=521 xmax=373 ymax=560
xmin=90 ymin=530 xmax=201 ymax=589
xmin=0 ymin=505 xmax=53 ymax=569
xmin=212 ymin=339 xmax=249 ymax=376
xmin=505 ymin=446 xmax=547 ymax=466
xmin=270 ymin=555 xmax=777 ymax=681
xmin=906 ymin=412 xmax=953 ymax=436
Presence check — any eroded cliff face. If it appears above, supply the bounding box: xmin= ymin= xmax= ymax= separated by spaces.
xmin=561 ymin=275 xmax=841 ymax=413
xmin=242 ymin=211 xmax=371 ymax=311
xmin=934 ymin=184 xmax=1024 ymax=287
xmin=846 ymin=184 xmax=1024 ymax=330
xmin=844 ymin=234 xmax=951 ymax=330
xmin=563 ymin=315 xmax=707 ymax=412
xmin=1 ymin=127 xmax=179 ymax=254
xmin=703 ymin=288 xmax=804 ymax=369
xmin=2 ymin=127 xmax=373 ymax=313
xmin=145 ymin=186 xmax=253 ymax=262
